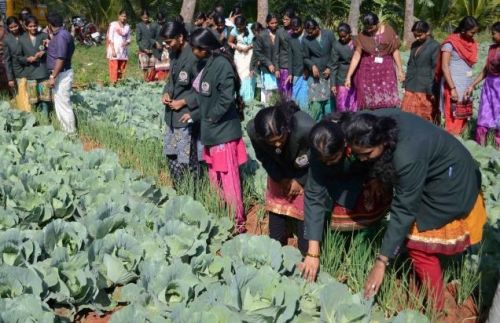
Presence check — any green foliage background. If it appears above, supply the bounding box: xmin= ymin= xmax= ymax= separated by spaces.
xmin=42 ymin=0 xmax=499 ymax=32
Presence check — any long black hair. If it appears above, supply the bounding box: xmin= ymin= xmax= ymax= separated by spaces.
xmin=454 ymin=16 xmax=479 ymax=33
xmin=338 ymin=23 xmax=352 ymax=34
xmin=411 ymin=20 xmax=430 ymax=33
xmin=492 ymin=21 xmax=500 ymax=33
xmin=234 ymin=15 xmax=249 ymax=37
xmin=344 ymin=114 xmax=399 ymax=184
xmin=362 ymin=12 xmax=379 ymax=27
xmin=160 ymin=21 xmax=187 ymax=40
xmin=254 ymin=101 xmax=300 ymax=141
xmin=309 ymin=113 xmax=350 ymax=159
xmin=190 ymin=28 xmax=244 ymax=119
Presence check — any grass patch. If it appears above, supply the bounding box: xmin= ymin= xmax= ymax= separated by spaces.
xmin=72 ymin=38 xmax=143 ymax=88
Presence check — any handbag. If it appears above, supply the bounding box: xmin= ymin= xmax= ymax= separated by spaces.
xmin=452 ymin=99 xmax=473 ymax=119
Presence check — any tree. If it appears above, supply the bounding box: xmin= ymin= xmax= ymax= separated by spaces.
xmin=180 ymin=0 xmax=197 ymax=23
xmin=257 ymin=0 xmax=269 ymax=25
xmin=348 ymin=0 xmax=362 ymax=35
xmin=403 ymin=0 xmax=415 ymax=47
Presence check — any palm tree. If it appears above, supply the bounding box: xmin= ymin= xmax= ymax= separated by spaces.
xmin=403 ymin=0 xmax=415 ymax=46
xmin=348 ymin=0 xmax=362 ymax=35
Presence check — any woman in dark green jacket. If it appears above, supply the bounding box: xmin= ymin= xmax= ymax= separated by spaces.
xmin=160 ymin=21 xmax=201 ymax=188
xmin=3 ymin=17 xmax=25 ymax=92
xmin=299 ymin=116 xmax=391 ymax=282
xmin=401 ymin=21 xmax=440 ymax=122
xmin=190 ymin=27 xmax=248 ymax=233
xmin=302 ymin=18 xmax=335 ymax=121
xmin=345 ymin=109 xmax=485 ymax=311
xmin=136 ymin=9 xmax=159 ymax=81
xmin=253 ymin=14 xmax=279 ymax=104
xmin=247 ymin=102 xmax=315 ymax=254
xmin=331 ymin=23 xmax=357 ymax=112
xmin=17 ymin=16 xmax=50 ymax=116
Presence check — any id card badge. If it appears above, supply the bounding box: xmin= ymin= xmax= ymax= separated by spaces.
xmin=374 ymin=56 xmax=384 ymax=64
xmin=466 ymin=70 xmax=473 ymax=77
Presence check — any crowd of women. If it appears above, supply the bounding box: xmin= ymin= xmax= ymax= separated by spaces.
xmin=149 ymin=6 xmax=498 ymax=315
xmin=1 ymin=4 xmax=497 ymax=317
xmin=109 ymin=8 xmax=499 ymax=149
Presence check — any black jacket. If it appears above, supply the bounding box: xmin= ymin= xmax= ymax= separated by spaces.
xmin=404 ymin=38 xmax=440 ymax=95
xmin=274 ymin=27 xmax=290 ymax=70
xmin=253 ymin=29 xmax=277 ymax=74
xmin=246 ymin=110 xmax=315 ymax=186
xmin=288 ymin=34 xmax=306 ymax=77
xmin=3 ymin=33 xmax=25 ymax=81
xmin=136 ymin=22 xmax=158 ymax=53
xmin=331 ymin=40 xmax=355 ymax=86
xmin=163 ymin=44 xmax=199 ymax=128
xmin=17 ymin=32 xmax=49 ymax=80
xmin=304 ymin=153 xmax=369 ymax=242
xmin=371 ymin=109 xmax=481 ymax=258
xmin=302 ymin=29 xmax=335 ymax=73
xmin=195 ymin=55 xmax=242 ymax=146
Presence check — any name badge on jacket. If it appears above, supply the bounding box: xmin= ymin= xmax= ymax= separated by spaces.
xmin=201 ymin=81 xmax=211 ymax=96
xmin=178 ymin=70 xmax=189 ymax=85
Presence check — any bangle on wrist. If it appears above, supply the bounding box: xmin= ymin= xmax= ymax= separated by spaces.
xmin=450 ymin=86 xmax=456 ymax=90
xmin=306 ymin=252 xmax=320 ymax=259
xmin=375 ymin=255 xmax=389 ymax=267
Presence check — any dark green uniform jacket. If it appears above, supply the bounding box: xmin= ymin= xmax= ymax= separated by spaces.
xmin=274 ymin=27 xmax=290 ymax=70
xmin=404 ymin=37 xmax=440 ymax=95
xmin=246 ymin=111 xmax=315 ymax=186
xmin=163 ymin=44 xmax=199 ymax=128
xmin=195 ymin=55 xmax=242 ymax=146
xmin=288 ymin=33 xmax=305 ymax=77
xmin=250 ymin=36 xmax=261 ymax=74
xmin=3 ymin=33 xmax=25 ymax=81
xmin=17 ymin=32 xmax=49 ymax=80
xmin=371 ymin=109 xmax=481 ymax=258
xmin=136 ymin=22 xmax=158 ymax=53
xmin=304 ymin=152 xmax=368 ymax=242
xmin=302 ymin=29 xmax=335 ymax=73
xmin=331 ymin=40 xmax=355 ymax=86
xmin=253 ymin=29 xmax=277 ymax=74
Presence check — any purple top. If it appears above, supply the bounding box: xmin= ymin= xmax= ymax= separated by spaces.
xmin=47 ymin=27 xmax=75 ymax=71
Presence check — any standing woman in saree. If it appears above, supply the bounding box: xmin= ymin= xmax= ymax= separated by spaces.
xmin=253 ymin=14 xmax=279 ymax=105
xmin=136 ymin=9 xmax=158 ymax=81
xmin=465 ymin=21 xmax=499 ymax=148
xmin=302 ymin=18 xmax=336 ymax=121
xmin=401 ymin=21 xmax=440 ymax=122
xmin=274 ymin=8 xmax=295 ymax=99
xmin=228 ymin=15 xmax=255 ymax=103
xmin=345 ymin=13 xmax=404 ymax=110
xmin=437 ymin=16 xmax=479 ymax=136
xmin=106 ymin=10 xmax=131 ymax=85
xmin=331 ymin=23 xmax=357 ymax=112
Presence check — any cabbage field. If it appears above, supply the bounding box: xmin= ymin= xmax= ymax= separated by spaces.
xmin=0 ymin=40 xmax=499 ymax=322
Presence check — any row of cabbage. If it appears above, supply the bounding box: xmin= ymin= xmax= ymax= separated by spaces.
xmin=0 ymin=103 xmax=427 ymax=322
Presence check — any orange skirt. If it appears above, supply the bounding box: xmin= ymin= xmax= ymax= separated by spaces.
xmin=406 ymin=194 xmax=487 ymax=255
xmin=265 ymin=178 xmax=391 ymax=231
xmin=401 ymin=90 xmax=438 ymax=123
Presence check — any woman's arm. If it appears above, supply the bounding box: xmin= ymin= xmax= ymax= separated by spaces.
xmin=227 ymin=34 xmax=237 ymax=50
xmin=344 ymin=46 xmax=362 ymax=88
xmin=441 ymin=50 xmax=458 ymax=101
xmin=392 ymin=48 xmax=405 ymax=82
xmin=465 ymin=63 xmax=487 ymax=98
